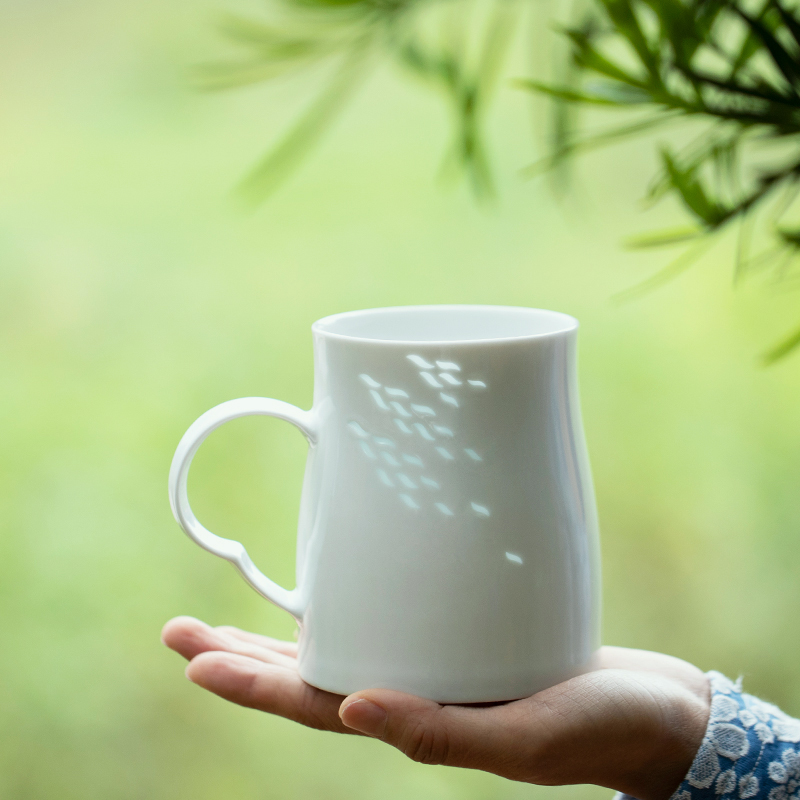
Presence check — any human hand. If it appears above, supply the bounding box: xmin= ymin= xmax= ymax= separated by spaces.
xmin=162 ymin=617 xmax=709 ymax=800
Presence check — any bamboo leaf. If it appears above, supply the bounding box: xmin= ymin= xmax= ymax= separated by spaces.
xmin=763 ymin=321 xmax=800 ymax=362
xmin=727 ymin=3 xmax=774 ymax=79
xmin=623 ymin=225 xmax=705 ymax=248
xmin=661 ymin=150 xmax=729 ymax=226
xmin=236 ymin=40 xmax=371 ymax=204
xmin=770 ymin=0 xmax=800 ymax=52
xmin=728 ymin=26 xmax=765 ymax=80
xmin=676 ymin=65 xmax=800 ymax=108
xmin=583 ymin=79 xmax=652 ymax=103
xmin=193 ymin=60 xmax=304 ymax=91
xmin=290 ymin=0 xmax=370 ymax=7
xmin=735 ymin=7 xmax=800 ymax=92
xmin=777 ymin=225 xmax=800 ymax=245
xmin=597 ymin=0 xmax=659 ymax=79
xmin=521 ymin=112 xmax=682 ymax=177
xmin=216 ymin=15 xmax=319 ymax=51
xmin=514 ymin=78 xmax=632 ymax=105
xmin=475 ymin=0 xmax=520 ymax=97
xmin=612 ymin=234 xmax=719 ymax=302
xmin=563 ymin=27 xmax=649 ymax=87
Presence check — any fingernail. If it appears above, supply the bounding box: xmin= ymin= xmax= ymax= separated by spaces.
xmin=340 ymin=699 xmax=387 ymax=737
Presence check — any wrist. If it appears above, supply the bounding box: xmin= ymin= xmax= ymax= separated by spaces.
xmin=624 ymin=680 xmax=711 ymax=800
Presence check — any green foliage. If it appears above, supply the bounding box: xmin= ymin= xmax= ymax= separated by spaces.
xmin=520 ymin=0 xmax=800 ymax=358
xmin=201 ymin=0 xmax=800 ymax=360
xmin=5 ymin=5 xmax=800 ymax=797
xmin=197 ymin=0 xmax=521 ymax=201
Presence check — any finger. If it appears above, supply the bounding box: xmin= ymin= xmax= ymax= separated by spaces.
xmin=338 ymin=689 xmax=527 ymax=773
xmin=161 ymin=616 xmax=214 ymax=659
xmin=186 ymin=651 xmax=355 ymax=734
xmin=214 ymin=626 xmax=298 ymax=658
xmin=161 ymin=617 xmax=296 ymax=669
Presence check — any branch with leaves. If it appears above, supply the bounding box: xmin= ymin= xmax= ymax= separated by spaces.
xmin=200 ymin=0 xmax=800 ymax=360
xmin=519 ymin=0 xmax=800 ymax=361
xmin=196 ymin=0 xmax=521 ymax=202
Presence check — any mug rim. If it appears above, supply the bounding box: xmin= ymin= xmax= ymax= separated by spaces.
xmin=311 ymin=304 xmax=578 ymax=345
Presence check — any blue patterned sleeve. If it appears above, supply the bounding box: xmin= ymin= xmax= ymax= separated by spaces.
xmin=616 ymin=671 xmax=800 ymax=800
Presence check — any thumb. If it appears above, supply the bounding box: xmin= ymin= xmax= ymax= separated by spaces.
xmin=338 ymin=689 xmax=523 ymax=770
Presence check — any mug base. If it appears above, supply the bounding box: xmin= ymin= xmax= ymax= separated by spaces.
xmin=298 ymin=652 xmax=598 ymax=704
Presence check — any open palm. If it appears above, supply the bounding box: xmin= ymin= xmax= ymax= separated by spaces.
xmin=162 ymin=616 xmax=709 ymax=800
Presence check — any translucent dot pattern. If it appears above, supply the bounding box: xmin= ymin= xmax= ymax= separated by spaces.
xmin=347 ymin=355 xmax=490 ymax=519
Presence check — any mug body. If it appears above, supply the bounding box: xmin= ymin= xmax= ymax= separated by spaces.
xmin=294 ymin=306 xmax=600 ymax=703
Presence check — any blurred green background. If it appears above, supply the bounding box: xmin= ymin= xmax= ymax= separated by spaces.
xmin=2 ymin=1 xmax=800 ymax=798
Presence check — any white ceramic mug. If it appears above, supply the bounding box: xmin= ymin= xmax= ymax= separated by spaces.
xmin=169 ymin=305 xmax=600 ymax=703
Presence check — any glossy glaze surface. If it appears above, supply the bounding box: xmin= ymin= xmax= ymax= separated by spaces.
xmin=169 ymin=305 xmax=601 ymax=702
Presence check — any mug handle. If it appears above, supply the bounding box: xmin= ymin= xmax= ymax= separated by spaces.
xmin=168 ymin=397 xmax=317 ymax=621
